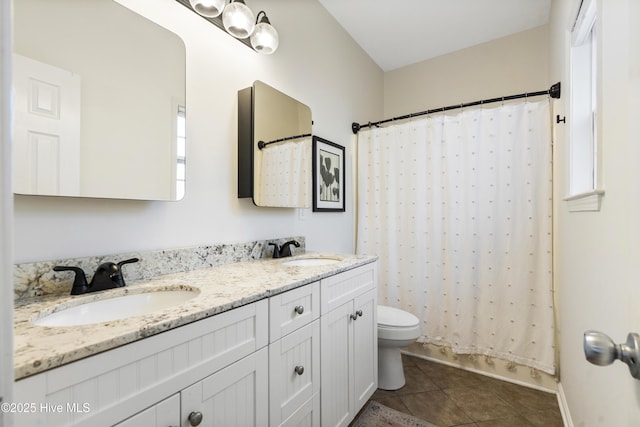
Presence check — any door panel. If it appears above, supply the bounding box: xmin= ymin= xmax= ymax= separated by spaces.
xmin=13 ymin=54 xmax=81 ymax=195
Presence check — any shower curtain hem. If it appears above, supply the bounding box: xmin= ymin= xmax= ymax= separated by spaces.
xmin=417 ymin=336 xmax=555 ymax=375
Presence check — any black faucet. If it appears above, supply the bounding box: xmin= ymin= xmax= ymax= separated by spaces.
xmin=53 ymin=258 xmax=139 ymax=295
xmin=269 ymin=240 xmax=300 ymax=258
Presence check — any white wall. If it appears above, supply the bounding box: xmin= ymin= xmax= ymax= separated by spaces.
xmin=550 ymin=0 xmax=640 ymax=424
xmin=12 ymin=0 xmax=383 ymax=263
xmin=383 ymin=25 xmax=549 ymax=118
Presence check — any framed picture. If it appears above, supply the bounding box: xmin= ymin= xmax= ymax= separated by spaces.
xmin=313 ymin=136 xmax=345 ymax=212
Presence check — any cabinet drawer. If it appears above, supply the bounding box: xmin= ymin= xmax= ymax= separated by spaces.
xmin=114 ymin=394 xmax=179 ymax=427
xmin=269 ymin=320 xmax=320 ymax=427
xmin=321 ymin=263 xmax=377 ymax=314
xmin=270 ymin=281 xmax=320 ymax=342
xmin=281 ymin=392 xmax=320 ymax=427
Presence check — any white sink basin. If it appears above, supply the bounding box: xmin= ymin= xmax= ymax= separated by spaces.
xmin=32 ymin=289 xmax=199 ymax=327
xmin=281 ymin=257 xmax=342 ymax=267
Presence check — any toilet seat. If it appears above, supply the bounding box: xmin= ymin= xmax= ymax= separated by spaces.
xmin=378 ymin=305 xmax=419 ymax=327
xmin=377 ymin=305 xmax=420 ymax=341
xmin=378 ymin=323 xmax=420 ymax=340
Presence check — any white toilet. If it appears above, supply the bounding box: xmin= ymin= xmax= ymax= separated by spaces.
xmin=377 ymin=305 xmax=421 ymax=390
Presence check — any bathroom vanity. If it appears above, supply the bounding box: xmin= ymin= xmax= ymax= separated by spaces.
xmin=13 ymin=254 xmax=377 ymax=427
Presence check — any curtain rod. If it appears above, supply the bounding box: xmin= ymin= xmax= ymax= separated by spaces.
xmin=351 ymin=82 xmax=561 ymax=134
xmin=257 ymin=133 xmax=312 ymax=150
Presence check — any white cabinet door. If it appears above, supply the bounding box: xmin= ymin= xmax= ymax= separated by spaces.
xmin=320 ymin=301 xmax=354 ymax=427
xmin=320 ymin=263 xmax=378 ymax=427
xmin=269 ymin=320 xmax=320 ymax=426
xmin=181 ymin=347 xmax=269 ymax=427
xmin=114 ymin=394 xmax=179 ymax=427
xmin=352 ymin=288 xmax=378 ymax=410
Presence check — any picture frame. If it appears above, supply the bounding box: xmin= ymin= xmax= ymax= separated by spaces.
xmin=312 ymin=136 xmax=345 ymax=212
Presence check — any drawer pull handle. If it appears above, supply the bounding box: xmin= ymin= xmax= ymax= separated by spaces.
xmin=350 ymin=310 xmax=363 ymax=320
xmin=188 ymin=411 xmax=203 ymax=426
xmin=294 ymin=305 xmax=305 ymax=315
xmin=294 ymin=365 xmax=305 ymax=375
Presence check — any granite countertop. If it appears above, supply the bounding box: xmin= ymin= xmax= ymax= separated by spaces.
xmin=14 ymin=253 xmax=376 ymax=380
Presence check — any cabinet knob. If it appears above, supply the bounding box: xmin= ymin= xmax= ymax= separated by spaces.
xmin=350 ymin=310 xmax=363 ymax=320
xmin=294 ymin=365 xmax=305 ymax=375
xmin=188 ymin=411 xmax=203 ymax=426
xmin=294 ymin=305 xmax=305 ymax=315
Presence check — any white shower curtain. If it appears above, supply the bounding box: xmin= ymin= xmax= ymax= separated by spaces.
xmin=256 ymin=137 xmax=312 ymax=207
xmin=357 ymin=100 xmax=554 ymax=374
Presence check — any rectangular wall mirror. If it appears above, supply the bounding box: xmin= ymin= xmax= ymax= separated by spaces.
xmin=13 ymin=0 xmax=186 ymax=201
xmin=238 ymin=81 xmax=312 ymax=208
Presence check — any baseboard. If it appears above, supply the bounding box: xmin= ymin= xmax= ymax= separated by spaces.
xmin=556 ymin=382 xmax=574 ymax=427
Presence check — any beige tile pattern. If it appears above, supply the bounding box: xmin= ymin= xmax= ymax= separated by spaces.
xmin=361 ymin=354 xmax=564 ymax=427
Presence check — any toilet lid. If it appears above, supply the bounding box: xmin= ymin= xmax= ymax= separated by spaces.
xmin=377 ymin=305 xmax=419 ymax=327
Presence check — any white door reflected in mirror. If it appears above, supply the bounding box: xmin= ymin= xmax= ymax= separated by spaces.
xmin=12 ymin=0 xmax=186 ymax=201
xmin=13 ymin=55 xmax=81 ymax=196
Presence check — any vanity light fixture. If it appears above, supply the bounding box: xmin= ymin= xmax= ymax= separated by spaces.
xmin=188 ymin=0 xmax=225 ymax=17
xmin=178 ymin=0 xmax=278 ymax=54
xmin=250 ymin=11 xmax=278 ymax=54
xmin=222 ymin=0 xmax=255 ymax=39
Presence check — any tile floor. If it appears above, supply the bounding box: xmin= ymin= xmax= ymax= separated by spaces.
xmin=363 ymin=354 xmax=564 ymax=427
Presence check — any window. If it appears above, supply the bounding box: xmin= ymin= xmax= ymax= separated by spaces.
xmin=567 ymin=0 xmax=603 ymax=211
xmin=176 ymin=105 xmax=186 ymax=200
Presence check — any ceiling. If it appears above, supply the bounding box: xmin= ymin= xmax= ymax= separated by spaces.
xmin=318 ymin=0 xmax=552 ymax=72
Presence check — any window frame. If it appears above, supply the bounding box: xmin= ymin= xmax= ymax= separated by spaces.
xmin=175 ymin=105 xmax=186 ymax=201
xmin=565 ymin=0 xmax=604 ymax=211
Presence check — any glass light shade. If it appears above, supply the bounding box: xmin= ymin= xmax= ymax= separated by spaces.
xmin=189 ymin=0 xmax=225 ymax=18
xmin=222 ymin=1 xmax=255 ymax=39
xmin=250 ymin=22 xmax=279 ymax=54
